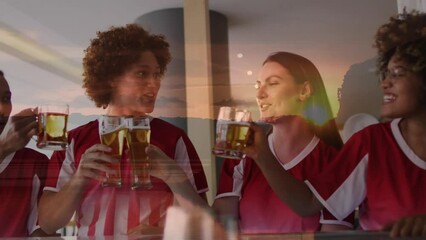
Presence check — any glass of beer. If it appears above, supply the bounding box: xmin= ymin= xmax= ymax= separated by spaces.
xmin=98 ymin=115 xmax=126 ymax=187
xmin=212 ymin=106 xmax=252 ymax=159
xmin=126 ymin=116 xmax=152 ymax=189
xmin=36 ymin=104 xmax=69 ymax=151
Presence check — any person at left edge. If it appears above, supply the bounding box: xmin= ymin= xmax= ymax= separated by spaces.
xmin=38 ymin=24 xmax=208 ymax=237
xmin=0 ymin=70 xmax=49 ymax=237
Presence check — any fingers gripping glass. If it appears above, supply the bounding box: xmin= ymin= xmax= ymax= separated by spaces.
xmin=99 ymin=115 xmax=152 ymax=189
xmin=125 ymin=116 xmax=152 ymax=190
xmin=212 ymin=107 xmax=252 ymax=159
xmin=99 ymin=115 xmax=126 ymax=188
xmin=35 ymin=104 xmax=69 ymax=151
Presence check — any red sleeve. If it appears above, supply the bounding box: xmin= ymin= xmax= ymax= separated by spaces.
xmin=150 ymin=118 xmax=208 ymax=193
xmin=44 ymin=150 xmax=66 ymax=190
xmin=34 ymin=151 xmax=49 ymax=197
xmin=306 ymin=128 xmax=371 ymax=221
xmin=216 ymin=158 xmax=243 ymax=197
xmin=181 ymin=133 xmax=208 ymax=193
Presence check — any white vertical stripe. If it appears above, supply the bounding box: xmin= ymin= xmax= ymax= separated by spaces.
xmin=94 ymin=188 xmax=111 ymax=236
xmin=232 ymin=160 xmax=244 ymax=197
xmin=28 ymin=174 xmax=41 ymax=234
xmin=114 ymin=191 xmax=128 ymax=235
xmin=57 ymin=139 xmax=76 ymax=189
xmin=214 ymin=160 xmax=244 ymax=199
xmin=0 ymin=152 xmax=15 ymax=173
xmin=139 ymin=195 xmax=150 ymax=224
xmin=78 ymin=188 xmax=97 ymax=237
xmin=306 ymin=154 xmax=368 ymax=220
xmin=175 ymin=137 xmax=196 ymax=188
xmin=159 ymin=195 xmax=169 ymax=225
xmin=163 ymin=207 xmax=190 ymax=240
xmin=77 ymin=219 xmax=88 ymax=236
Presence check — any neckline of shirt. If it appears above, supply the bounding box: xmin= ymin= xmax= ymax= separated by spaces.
xmin=391 ymin=118 xmax=426 ymax=169
xmin=268 ymin=134 xmax=319 ymax=170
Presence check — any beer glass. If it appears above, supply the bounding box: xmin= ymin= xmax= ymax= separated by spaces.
xmin=99 ymin=115 xmax=126 ymax=187
xmin=126 ymin=116 xmax=152 ymax=189
xmin=36 ymin=104 xmax=69 ymax=151
xmin=212 ymin=107 xmax=252 ymax=159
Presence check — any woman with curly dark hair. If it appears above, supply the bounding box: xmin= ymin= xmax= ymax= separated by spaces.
xmin=38 ymin=24 xmax=208 ymax=237
xmin=241 ymin=11 xmax=426 ymax=237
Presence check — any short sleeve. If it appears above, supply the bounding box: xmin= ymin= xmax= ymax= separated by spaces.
xmin=216 ymin=159 xmax=244 ymax=199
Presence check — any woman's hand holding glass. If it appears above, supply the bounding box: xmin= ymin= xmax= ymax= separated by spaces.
xmin=212 ymin=106 xmax=252 ymax=160
xmin=243 ymin=122 xmax=274 ymax=164
xmin=74 ymin=144 xmax=120 ymax=184
xmin=146 ymin=145 xmax=187 ymax=184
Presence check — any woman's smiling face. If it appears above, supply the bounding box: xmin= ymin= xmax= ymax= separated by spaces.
xmin=380 ymin=54 xmax=425 ymax=119
xmin=255 ymin=61 xmax=307 ymax=121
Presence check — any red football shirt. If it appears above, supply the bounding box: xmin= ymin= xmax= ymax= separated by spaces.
xmin=217 ymin=136 xmax=353 ymax=233
xmin=0 ymin=148 xmax=48 ymax=237
xmin=306 ymin=118 xmax=426 ymax=230
xmin=45 ymin=117 xmax=208 ymax=236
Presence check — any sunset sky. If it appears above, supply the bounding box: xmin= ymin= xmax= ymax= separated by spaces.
xmin=0 ymin=0 xmax=397 ymax=124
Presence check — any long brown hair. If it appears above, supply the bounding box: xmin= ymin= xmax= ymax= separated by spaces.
xmin=264 ymin=52 xmax=343 ymax=149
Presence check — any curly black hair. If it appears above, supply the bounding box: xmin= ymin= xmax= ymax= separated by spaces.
xmin=82 ymin=24 xmax=171 ymax=108
xmin=374 ymin=11 xmax=426 ymax=81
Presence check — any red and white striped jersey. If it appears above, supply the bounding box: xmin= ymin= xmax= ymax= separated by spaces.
xmin=45 ymin=118 xmax=208 ymax=237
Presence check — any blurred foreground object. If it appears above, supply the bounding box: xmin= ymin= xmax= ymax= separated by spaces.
xmin=163 ymin=206 xmax=237 ymax=240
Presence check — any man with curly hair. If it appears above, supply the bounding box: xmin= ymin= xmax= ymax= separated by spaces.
xmin=241 ymin=11 xmax=426 ymax=238
xmin=38 ymin=24 xmax=208 ymax=237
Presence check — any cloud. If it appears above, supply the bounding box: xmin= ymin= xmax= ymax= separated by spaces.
xmin=68 ymin=112 xmax=98 ymax=129
xmin=213 ymin=97 xmax=256 ymax=107
xmin=155 ymin=96 xmax=187 ymax=108
xmin=69 ymin=94 xmax=95 ymax=108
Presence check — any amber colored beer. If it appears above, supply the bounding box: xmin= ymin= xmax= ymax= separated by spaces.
xmin=213 ymin=121 xmax=250 ymax=159
xmin=127 ymin=128 xmax=152 ymax=189
xmin=100 ymin=128 xmax=126 ymax=187
xmin=226 ymin=123 xmax=250 ymax=151
xmin=37 ymin=112 xmax=68 ymax=150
